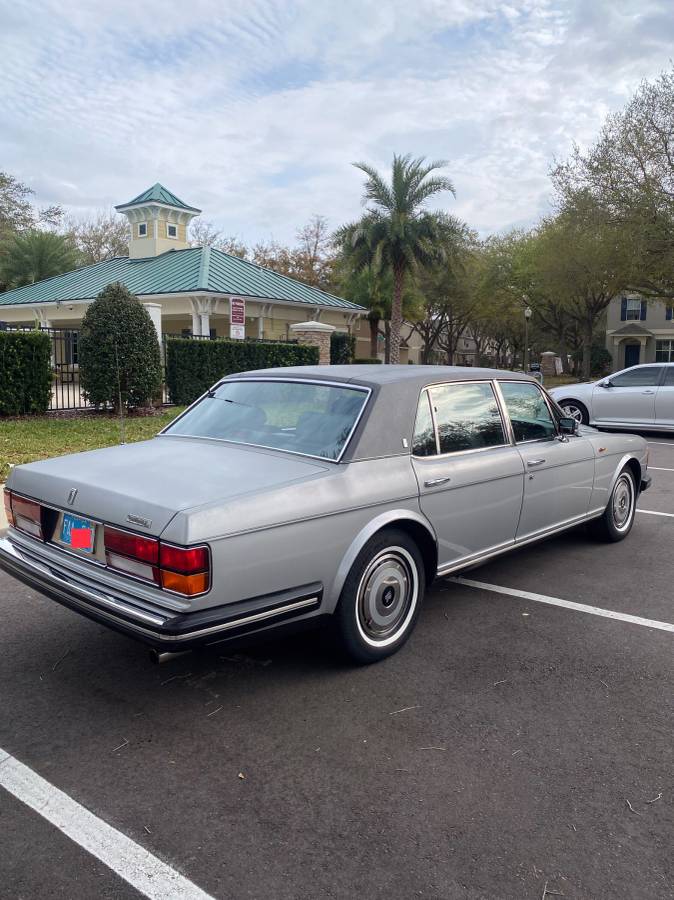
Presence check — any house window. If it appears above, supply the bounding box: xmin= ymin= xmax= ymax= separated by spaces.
xmin=166 ymin=223 xmax=178 ymax=239
xmin=656 ymin=339 xmax=674 ymax=362
xmin=666 ymin=306 xmax=673 ymax=321
xmin=138 ymin=223 xmax=147 ymax=237
xmin=622 ymin=298 xmax=644 ymax=320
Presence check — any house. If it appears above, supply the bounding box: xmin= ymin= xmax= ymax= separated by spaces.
xmin=606 ymin=294 xmax=674 ymax=371
xmin=0 ymin=183 xmax=366 ymax=354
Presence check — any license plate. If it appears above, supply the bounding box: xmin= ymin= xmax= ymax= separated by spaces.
xmin=61 ymin=513 xmax=96 ymax=553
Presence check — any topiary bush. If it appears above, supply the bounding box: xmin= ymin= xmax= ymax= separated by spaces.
xmin=0 ymin=330 xmax=52 ymax=415
xmin=165 ymin=337 xmax=319 ymax=405
xmin=79 ymin=282 xmax=162 ymax=410
xmin=330 ymin=331 xmax=356 ymax=364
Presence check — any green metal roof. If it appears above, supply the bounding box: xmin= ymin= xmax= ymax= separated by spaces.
xmin=115 ymin=183 xmax=201 ymax=213
xmin=0 ymin=246 xmax=365 ymax=312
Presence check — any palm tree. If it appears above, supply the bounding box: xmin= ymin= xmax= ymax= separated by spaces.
xmin=0 ymin=229 xmax=79 ymax=288
xmin=338 ymin=154 xmax=455 ymax=363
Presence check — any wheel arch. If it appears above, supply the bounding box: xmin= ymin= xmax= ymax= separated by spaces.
xmin=609 ymin=453 xmax=641 ymax=495
xmin=327 ymin=510 xmax=437 ymax=612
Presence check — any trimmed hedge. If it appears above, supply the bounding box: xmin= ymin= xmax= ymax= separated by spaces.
xmin=166 ymin=337 xmax=320 ymax=405
xmin=330 ymin=331 xmax=356 ymax=364
xmin=0 ymin=330 xmax=52 ymax=416
xmin=353 ymin=357 xmax=382 ymax=364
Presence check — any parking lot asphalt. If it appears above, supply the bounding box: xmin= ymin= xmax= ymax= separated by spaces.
xmin=1 ymin=438 xmax=672 ymax=900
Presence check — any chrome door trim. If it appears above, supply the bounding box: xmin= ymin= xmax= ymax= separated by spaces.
xmin=436 ymin=509 xmax=603 ymax=577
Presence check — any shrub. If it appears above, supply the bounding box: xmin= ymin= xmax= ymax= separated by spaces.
xmin=0 ymin=330 xmax=52 ymax=415
xmin=79 ymin=283 xmax=162 ymax=410
xmin=330 ymin=331 xmax=356 ymax=364
xmin=572 ymin=344 xmax=612 ymax=376
xmin=353 ymin=357 xmax=382 ymax=364
xmin=166 ymin=337 xmax=319 ymax=405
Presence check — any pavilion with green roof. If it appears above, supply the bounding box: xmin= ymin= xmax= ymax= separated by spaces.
xmin=0 ymin=183 xmax=365 ymax=347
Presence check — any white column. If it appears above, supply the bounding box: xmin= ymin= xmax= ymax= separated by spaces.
xmin=190 ymin=299 xmax=201 ymax=336
xmin=199 ymin=310 xmax=210 ymax=337
xmin=142 ymin=302 xmax=163 ymax=343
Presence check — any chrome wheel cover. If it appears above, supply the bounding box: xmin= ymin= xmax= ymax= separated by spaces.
xmin=562 ymin=403 xmax=584 ymax=423
xmin=612 ymin=474 xmax=634 ymax=532
xmin=355 ymin=546 xmax=418 ymax=648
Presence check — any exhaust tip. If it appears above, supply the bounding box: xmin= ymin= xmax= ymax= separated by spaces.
xmin=149 ymin=648 xmax=192 ymax=665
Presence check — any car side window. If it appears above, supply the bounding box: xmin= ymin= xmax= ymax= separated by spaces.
xmin=663 ymin=368 xmax=674 ymax=386
xmin=610 ymin=366 xmax=663 ymax=387
xmin=412 ymin=392 xmax=437 ymax=456
xmin=428 ymin=382 xmax=506 ymax=454
xmin=499 ymin=381 xmax=556 ymax=443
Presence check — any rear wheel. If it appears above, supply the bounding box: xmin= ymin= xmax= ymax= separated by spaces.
xmin=588 ymin=466 xmax=636 ymax=542
xmin=334 ymin=528 xmax=425 ymax=664
xmin=558 ymin=399 xmax=589 ymax=425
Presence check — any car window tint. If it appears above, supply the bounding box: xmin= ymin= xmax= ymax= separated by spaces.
xmin=663 ymin=367 xmax=674 ymax=386
xmin=499 ymin=382 xmax=556 ymax=442
xmin=610 ymin=366 xmax=662 ymax=387
xmin=412 ymin=392 xmax=437 ymax=456
xmin=428 ymin=382 xmax=505 ymax=454
xmin=165 ymin=380 xmax=368 ymax=461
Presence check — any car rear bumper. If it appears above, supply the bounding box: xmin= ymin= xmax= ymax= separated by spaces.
xmin=0 ymin=534 xmax=323 ymax=650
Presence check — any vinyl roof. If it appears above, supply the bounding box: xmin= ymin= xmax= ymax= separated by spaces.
xmin=0 ymin=246 xmax=365 ymax=311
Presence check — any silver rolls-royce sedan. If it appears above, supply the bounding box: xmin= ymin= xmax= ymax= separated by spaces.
xmin=0 ymin=366 xmax=651 ymax=664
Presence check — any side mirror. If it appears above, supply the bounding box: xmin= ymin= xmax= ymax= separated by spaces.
xmin=599 ymin=379 xmax=612 ymax=388
xmin=559 ymin=416 xmax=578 ymax=436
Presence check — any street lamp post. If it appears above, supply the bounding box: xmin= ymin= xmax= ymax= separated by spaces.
xmin=523 ymin=306 xmax=532 ymax=371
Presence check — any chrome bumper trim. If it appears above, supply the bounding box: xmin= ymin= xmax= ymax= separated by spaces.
xmin=0 ymin=536 xmax=321 ymax=644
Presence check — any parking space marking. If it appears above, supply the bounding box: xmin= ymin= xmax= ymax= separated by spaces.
xmin=449 ymin=577 xmax=674 ymax=633
xmin=647 ymin=441 xmax=674 ymax=446
xmin=637 ymin=509 xmax=674 ymax=518
xmin=649 ymin=466 xmax=674 ymax=472
xmin=0 ymin=748 xmax=214 ymax=900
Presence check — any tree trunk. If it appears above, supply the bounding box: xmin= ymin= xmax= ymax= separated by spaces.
xmin=368 ymin=315 xmax=379 ymax=358
xmin=389 ymin=267 xmax=404 ymax=364
xmin=384 ymin=321 xmax=391 ymax=363
xmin=581 ymin=319 xmax=593 ymax=380
xmin=558 ymin=332 xmax=570 ymax=374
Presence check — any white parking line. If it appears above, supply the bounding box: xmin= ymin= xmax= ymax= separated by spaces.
xmin=647 ymin=441 xmax=674 ymax=446
xmin=649 ymin=466 xmax=674 ymax=472
xmin=449 ymin=577 xmax=674 ymax=633
xmin=637 ymin=509 xmax=674 ymax=518
xmin=0 ymin=748 xmax=214 ymax=900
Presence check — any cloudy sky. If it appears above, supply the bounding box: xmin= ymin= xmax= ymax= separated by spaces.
xmin=1 ymin=0 xmax=673 ymax=244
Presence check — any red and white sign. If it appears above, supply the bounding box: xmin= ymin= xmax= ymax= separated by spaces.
xmin=229 ymin=297 xmax=246 ymax=340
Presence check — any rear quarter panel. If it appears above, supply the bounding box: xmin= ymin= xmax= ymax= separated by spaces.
xmin=164 ymin=456 xmax=428 ymax=614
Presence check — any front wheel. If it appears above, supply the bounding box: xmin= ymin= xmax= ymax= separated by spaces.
xmin=334 ymin=528 xmax=425 ymax=664
xmin=588 ymin=466 xmax=636 ymax=542
xmin=558 ymin=399 xmax=589 ymax=425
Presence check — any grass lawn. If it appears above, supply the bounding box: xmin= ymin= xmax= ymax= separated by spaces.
xmin=543 ymin=374 xmax=583 ymax=389
xmin=0 ymin=407 xmax=186 ymax=482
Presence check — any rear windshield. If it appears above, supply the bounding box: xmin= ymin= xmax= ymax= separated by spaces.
xmin=164 ymin=379 xmax=369 ymax=461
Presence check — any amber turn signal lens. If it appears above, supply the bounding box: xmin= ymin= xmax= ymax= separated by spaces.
xmin=160 ymin=570 xmax=209 ymax=596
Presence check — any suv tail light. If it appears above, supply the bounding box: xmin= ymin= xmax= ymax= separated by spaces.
xmin=103 ymin=526 xmax=210 ymax=596
xmin=10 ymin=493 xmax=44 ymax=540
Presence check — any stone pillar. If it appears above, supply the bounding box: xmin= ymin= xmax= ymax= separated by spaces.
xmin=290 ymin=321 xmax=336 ymax=365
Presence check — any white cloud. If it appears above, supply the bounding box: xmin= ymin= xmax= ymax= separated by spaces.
xmin=0 ymin=0 xmax=672 ymax=243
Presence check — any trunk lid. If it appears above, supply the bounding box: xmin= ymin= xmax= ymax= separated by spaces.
xmin=8 ymin=436 xmax=329 ymax=536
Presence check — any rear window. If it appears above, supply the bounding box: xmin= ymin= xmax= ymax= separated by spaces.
xmin=164 ymin=379 xmax=369 ymax=461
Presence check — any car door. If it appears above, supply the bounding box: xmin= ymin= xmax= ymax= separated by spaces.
xmin=655 ymin=365 xmax=674 ymax=427
xmin=411 ymin=380 xmax=524 ymax=572
xmin=591 ymin=365 xmax=663 ymax=426
xmin=497 ymin=380 xmax=595 ymax=540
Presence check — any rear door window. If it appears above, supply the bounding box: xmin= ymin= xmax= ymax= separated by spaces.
xmin=427 ymin=382 xmax=506 ymax=454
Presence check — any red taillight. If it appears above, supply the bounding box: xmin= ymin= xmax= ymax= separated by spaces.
xmin=159 ymin=544 xmax=209 ymax=574
xmin=3 ymin=489 xmax=14 ymax=527
xmin=12 ymin=494 xmax=43 ymax=540
xmin=104 ymin=526 xmax=159 ymax=564
xmin=103 ymin=527 xmax=209 ymax=596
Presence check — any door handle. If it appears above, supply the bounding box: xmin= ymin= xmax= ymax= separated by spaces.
xmin=424 ymin=477 xmax=451 ymax=487
xmin=527 ymin=458 xmax=546 ymax=467
xmin=641 ymin=390 xmax=655 ymax=394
